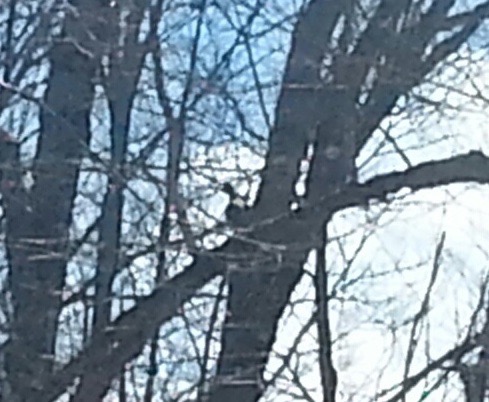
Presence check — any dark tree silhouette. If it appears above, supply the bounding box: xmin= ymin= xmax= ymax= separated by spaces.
xmin=1 ymin=0 xmax=489 ymax=401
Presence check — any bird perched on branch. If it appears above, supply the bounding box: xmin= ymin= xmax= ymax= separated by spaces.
xmin=222 ymin=182 xmax=248 ymax=224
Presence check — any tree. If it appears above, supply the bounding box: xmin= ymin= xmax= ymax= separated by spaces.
xmin=1 ymin=0 xmax=489 ymax=401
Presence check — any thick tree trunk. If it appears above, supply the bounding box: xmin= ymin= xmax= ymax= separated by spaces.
xmin=75 ymin=3 xmax=147 ymax=400
xmin=208 ymin=1 xmax=489 ymax=401
xmin=1 ymin=1 xmax=106 ymax=398
xmin=208 ymin=2 xmax=347 ymax=401
xmin=2 ymin=1 xmax=489 ymax=401
xmin=2 ymin=40 xmax=96 ymax=401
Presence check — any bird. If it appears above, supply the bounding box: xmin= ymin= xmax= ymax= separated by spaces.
xmin=222 ymin=183 xmax=247 ymax=224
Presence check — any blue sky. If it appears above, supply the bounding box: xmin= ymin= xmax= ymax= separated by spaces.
xmin=2 ymin=1 xmax=489 ymax=400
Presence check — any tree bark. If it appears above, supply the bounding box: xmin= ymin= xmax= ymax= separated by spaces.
xmin=3 ymin=35 xmax=96 ymax=402
xmin=4 ymin=1 xmax=489 ymax=401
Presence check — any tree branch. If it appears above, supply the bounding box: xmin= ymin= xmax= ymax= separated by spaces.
xmin=36 ymin=150 xmax=489 ymax=402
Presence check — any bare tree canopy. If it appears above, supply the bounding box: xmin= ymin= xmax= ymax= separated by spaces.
xmin=1 ymin=0 xmax=489 ymax=401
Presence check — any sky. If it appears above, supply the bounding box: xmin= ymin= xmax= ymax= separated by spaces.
xmin=44 ymin=4 xmax=489 ymax=402
xmin=2 ymin=1 xmax=489 ymax=401
xmin=104 ymin=48 xmax=489 ymax=401
xmin=259 ymin=49 xmax=489 ymax=401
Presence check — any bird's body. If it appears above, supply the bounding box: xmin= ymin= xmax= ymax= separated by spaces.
xmin=222 ymin=183 xmax=248 ymax=225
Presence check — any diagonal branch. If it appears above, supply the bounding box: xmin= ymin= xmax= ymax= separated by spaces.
xmin=315 ymin=224 xmax=337 ymax=402
xmin=31 ymin=150 xmax=489 ymax=402
xmin=402 ymin=233 xmax=445 ymax=402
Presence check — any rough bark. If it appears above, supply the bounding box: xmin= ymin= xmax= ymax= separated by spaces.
xmin=91 ymin=0 xmax=147 ymax=338
xmin=18 ymin=150 xmax=489 ymax=402
xmin=3 ymin=27 xmax=96 ymax=402
xmin=2 ymin=1 xmax=489 ymax=401
xmin=208 ymin=1 xmax=489 ymax=401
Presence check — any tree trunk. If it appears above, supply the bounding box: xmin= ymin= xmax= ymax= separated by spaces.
xmin=3 ymin=39 xmax=96 ymax=401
